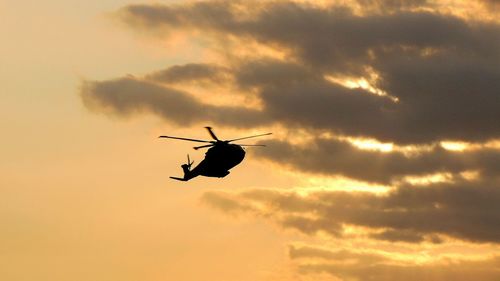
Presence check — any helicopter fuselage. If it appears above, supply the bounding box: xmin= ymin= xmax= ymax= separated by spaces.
xmin=182 ymin=142 xmax=245 ymax=180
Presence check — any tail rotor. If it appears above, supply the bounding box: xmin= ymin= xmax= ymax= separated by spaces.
xmin=187 ymin=154 xmax=194 ymax=168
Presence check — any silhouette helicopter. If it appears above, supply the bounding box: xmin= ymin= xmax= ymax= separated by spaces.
xmin=159 ymin=127 xmax=272 ymax=181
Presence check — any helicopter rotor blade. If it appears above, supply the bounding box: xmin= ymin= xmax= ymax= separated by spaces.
xmin=159 ymin=136 xmax=212 ymax=143
xmin=227 ymin=133 xmax=272 ymax=142
xmin=193 ymin=144 xmax=215 ymax=150
xmin=205 ymin=127 xmax=220 ymax=141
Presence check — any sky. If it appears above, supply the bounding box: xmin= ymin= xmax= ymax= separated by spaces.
xmin=2 ymin=0 xmax=500 ymax=280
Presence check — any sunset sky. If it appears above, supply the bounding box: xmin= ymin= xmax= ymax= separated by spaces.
xmin=2 ymin=0 xmax=500 ymax=280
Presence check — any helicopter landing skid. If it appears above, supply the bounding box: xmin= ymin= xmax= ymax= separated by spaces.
xmin=169 ymin=176 xmax=187 ymax=181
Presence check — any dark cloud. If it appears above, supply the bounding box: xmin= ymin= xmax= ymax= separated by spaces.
xmin=80 ymin=77 xmax=266 ymax=127
xmin=202 ymin=176 xmax=500 ymax=243
xmin=234 ymin=59 xmax=321 ymax=90
xmin=82 ymin=59 xmax=402 ymax=143
xmin=231 ymin=57 xmax=500 ymax=144
xmin=145 ymin=63 xmax=229 ymax=84
xmin=119 ymin=1 xmax=500 ymax=70
xmin=244 ymin=7 xmax=500 ymax=75
xmin=79 ymin=2 xmax=500 ymax=279
xmin=254 ymin=137 xmax=500 ymax=184
xmin=83 ymin=57 xmax=500 ymax=148
xmin=292 ymin=245 xmax=500 ymax=281
xmin=235 ymin=57 xmax=499 ymax=144
xmin=113 ymin=1 xmax=500 ymax=144
xmin=480 ymin=0 xmax=500 ymax=6
xmin=356 ymin=0 xmax=430 ymax=10
xmin=370 ymin=229 xmax=430 ymax=243
xmin=79 ymin=0 xmax=500 ymax=189
xmin=374 ymin=52 xmax=500 ymax=143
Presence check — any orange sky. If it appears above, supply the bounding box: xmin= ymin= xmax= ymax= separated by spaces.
xmin=2 ymin=1 xmax=500 ymax=281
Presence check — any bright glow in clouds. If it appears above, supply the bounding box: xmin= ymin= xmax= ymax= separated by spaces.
xmin=324 ymin=74 xmax=400 ymax=102
xmin=403 ymin=172 xmax=454 ymax=185
xmin=440 ymin=141 xmax=469 ymax=151
xmin=300 ymin=176 xmax=391 ymax=194
xmin=348 ymin=138 xmax=394 ymax=152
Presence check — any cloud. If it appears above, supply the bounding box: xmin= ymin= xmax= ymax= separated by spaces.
xmin=80 ymin=77 xmax=266 ymax=127
xmin=83 ymin=1 xmax=500 ymax=227
xmin=81 ymin=1 xmax=500 ymax=278
xmin=480 ymin=0 xmax=500 ymax=6
xmin=202 ymin=176 xmax=500 ymax=243
xmin=254 ymin=137 xmax=500 ymax=184
xmin=81 ymin=0 xmax=500 ymax=190
xmin=291 ymin=245 xmax=500 ymax=281
xmin=107 ymin=1 xmax=500 ymax=144
xmin=369 ymin=229 xmax=428 ymax=243
xmin=145 ymin=63 xmax=229 ymax=85
xmin=289 ymin=245 xmax=386 ymax=263
xmin=119 ymin=1 xmax=500 ymax=68
xmin=355 ymin=0 xmax=430 ymax=10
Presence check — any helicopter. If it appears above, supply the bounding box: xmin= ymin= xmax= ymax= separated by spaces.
xmin=159 ymin=127 xmax=272 ymax=181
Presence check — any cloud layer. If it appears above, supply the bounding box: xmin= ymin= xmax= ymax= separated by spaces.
xmin=81 ymin=0 xmax=500 ymax=184
xmin=81 ymin=77 xmax=265 ymax=127
xmin=202 ymin=175 xmax=500 ymax=243
xmin=82 ymin=0 xmax=500 ymax=145
xmin=289 ymin=245 xmax=500 ymax=281
xmin=254 ymin=137 xmax=500 ymax=184
xmin=81 ymin=0 xmax=500 ymax=234
xmin=81 ymin=1 xmax=500 ymax=279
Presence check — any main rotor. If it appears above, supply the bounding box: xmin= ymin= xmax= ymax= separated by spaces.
xmin=159 ymin=127 xmax=272 ymax=150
